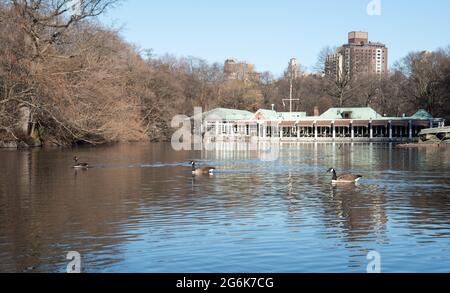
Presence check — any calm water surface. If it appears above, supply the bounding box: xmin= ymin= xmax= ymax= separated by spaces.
xmin=0 ymin=142 xmax=450 ymax=272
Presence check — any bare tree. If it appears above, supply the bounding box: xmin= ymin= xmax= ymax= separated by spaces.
xmin=313 ymin=46 xmax=337 ymax=74
xmin=396 ymin=50 xmax=450 ymax=117
xmin=1 ymin=1 xmax=150 ymax=146
xmin=11 ymin=0 xmax=120 ymax=58
xmin=323 ymin=73 xmax=353 ymax=107
xmin=351 ymin=75 xmax=383 ymax=107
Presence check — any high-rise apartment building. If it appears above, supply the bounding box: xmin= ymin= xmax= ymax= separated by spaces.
xmin=325 ymin=53 xmax=344 ymax=79
xmin=224 ymin=58 xmax=261 ymax=83
xmin=287 ymin=58 xmax=300 ymax=78
xmin=325 ymin=32 xmax=388 ymax=79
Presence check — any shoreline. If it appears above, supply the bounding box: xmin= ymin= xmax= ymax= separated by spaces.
xmin=4 ymin=139 xmax=450 ymax=150
xmin=0 ymin=139 xmax=159 ymax=150
xmin=397 ymin=143 xmax=450 ymax=148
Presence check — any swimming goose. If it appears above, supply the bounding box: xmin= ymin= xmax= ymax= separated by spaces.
xmin=190 ymin=161 xmax=215 ymax=175
xmin=73 ymin=156 xmax=89 ymax=169
xmin=327 ymin=168 xmax=362 ymax=184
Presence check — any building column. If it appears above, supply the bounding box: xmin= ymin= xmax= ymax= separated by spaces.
xmin=215 ymin=121 xmax=219 ymax=137
xmin=262 ymin=124 xmax=266 ymax=138
xmin=314 ymin=123 xmax=318 ymax=140
xmin=280 ymin=126 xmax=283 ymax=139
xmin=429 ymin=119 xmax=433 ymax=128
xmin=389 ymin=122 xmax=393 ymax=140
xmin=409 ymin=120 xmax=413 ymax=141
xmin=332 ymin=123 xmax=336 ymax=140
xmin=351 ymin=123 xmax=354 ymax=139
xmin=369 ymin=123 xmax=373 ymax=139
xmin=297 ymin=125 xmax=300 ymax=139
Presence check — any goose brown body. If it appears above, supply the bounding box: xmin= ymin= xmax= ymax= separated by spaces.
xmin=190 ymin=161 xmax=215 ymax=175
xmin=73 ymin=156 xmax=89 ymax=169
xmin=327 ymin=168 xmax=362 ymax=183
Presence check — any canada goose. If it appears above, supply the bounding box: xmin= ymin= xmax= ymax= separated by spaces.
xmin=73 ymin=156 xmax=89 ymax=169
xmin=190 ymin=161 xmax=215 ymax=175
xmin=327 ymin=168 xmax=362 ymax=184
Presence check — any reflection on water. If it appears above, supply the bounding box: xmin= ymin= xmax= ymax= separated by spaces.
xmin=0 ymin=142 xmax=450 ymax=272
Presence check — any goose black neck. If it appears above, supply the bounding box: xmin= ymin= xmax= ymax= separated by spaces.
xmin=332 ymin=170 xmax=337 ymax=180
xmin=191 ymin=163 xmax=196 ymax=171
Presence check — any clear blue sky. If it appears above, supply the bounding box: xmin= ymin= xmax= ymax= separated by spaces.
xmin=100 ymin=0 xmax=450 ymax=76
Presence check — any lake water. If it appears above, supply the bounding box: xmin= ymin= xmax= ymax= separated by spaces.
xmin=0 ymin=142 xmax=450 ymax=273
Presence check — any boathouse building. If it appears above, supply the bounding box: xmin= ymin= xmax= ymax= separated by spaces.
xmin=197 ymin=107 xmax=445 ymax=142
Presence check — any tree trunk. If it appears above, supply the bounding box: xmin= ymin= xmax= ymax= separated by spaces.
xmin=18 ymin=105 xmax=31 ymax=135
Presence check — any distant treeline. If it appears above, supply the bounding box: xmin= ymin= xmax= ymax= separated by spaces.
xmin=1 ymin=1 xmax=449 ymax=147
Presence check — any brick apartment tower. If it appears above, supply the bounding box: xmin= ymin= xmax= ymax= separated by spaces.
xmin=224 ymin=58 xmax=261 ymax=83
xmin=325 ymin=32 xmax=388 ymax=79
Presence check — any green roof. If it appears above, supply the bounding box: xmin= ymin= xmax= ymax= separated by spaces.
xmin=280 ymin=112 xmax=307 ymax=120
xmin=254 ymin=110 xmax=307 ymax=120
xmin=201 ymin=108 xmax=253 ymax=121
xmin=200 ymin=107 xmax=437 ymax=122
xmin=411 ymin=109 xmax=433 ymax=119
xmin=254 ymin=109 xmax=279 ymax=120
xmin=319 ymin=107 xmax=382 ymax=119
